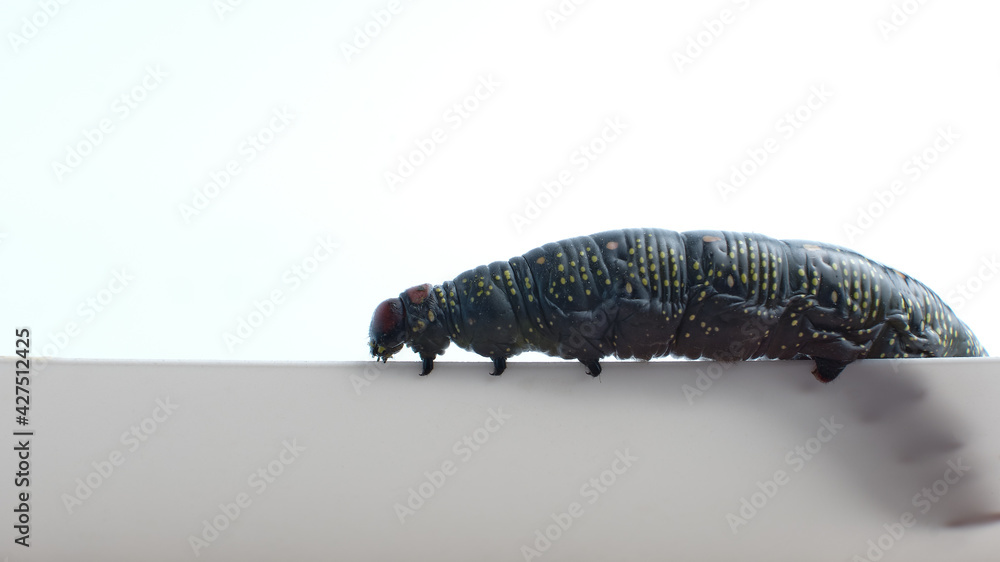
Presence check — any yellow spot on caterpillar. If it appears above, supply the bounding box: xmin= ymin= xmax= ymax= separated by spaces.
xmin=568 ymin=296 xmax=573 ymax=302
xmin=629 ymin=248 xmax=635 ymax=255
xmin=693 ymin=262 xmax=700 ymax=270
xmin=606 ymin=279 xmax=611 ymax=285
xmin=641 ymin=278 xmax=648 ymax=286
xmin=625 ymin=282 xmax=633 ymax=293
xmin=831 ymin=291 xmax=838 ymax=303
xmin=689 ymin=314 xmax=696 ymax=320
xmin=741 ymin=273 xmax=747 ymax=283
xmin=558 ymin=264 xmax=564 ymax=272
xmin=427 ymin=311 xmax=435 ymax=322
xmin=727 ymin=275 xmax=735 ymax=287
xmin=528 ymin=295 xmax=534 ymax=301
xmin=591 ymin=255 xmax=598 ymax=263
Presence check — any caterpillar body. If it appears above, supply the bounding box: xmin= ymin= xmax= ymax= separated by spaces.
xmin=368 ymin=228 xmax=986 ymax=382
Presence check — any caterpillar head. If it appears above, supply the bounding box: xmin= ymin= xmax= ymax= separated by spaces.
xmin=369 ymin=297 xmax=406 ymax=362
xmin=369 ymin=284 xmax=450 ymax=368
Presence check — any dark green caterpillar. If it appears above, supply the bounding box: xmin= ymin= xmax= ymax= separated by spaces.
xmin=368 ymin=228 xmax=986 ymax=382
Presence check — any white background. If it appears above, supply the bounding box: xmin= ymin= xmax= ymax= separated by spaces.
xmin=2 ymin=0 xmax=998 ymax=365
xmin=3 ymin=3 xmax=1000 ymax=561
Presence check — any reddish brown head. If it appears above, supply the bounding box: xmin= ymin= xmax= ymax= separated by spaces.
xmin=369 ymin=298 xmax=406 ymax=362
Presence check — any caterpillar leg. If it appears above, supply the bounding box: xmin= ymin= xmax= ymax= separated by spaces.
xmin=490 ymin=357 xmax=507 ymax=376
xmin=811 ymin=357 xmax=852 ymax=383
xmin=579 ymin=358 xmax=602 ymax=377
xmin=420 ymin=354 xmax=435 ymax=376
